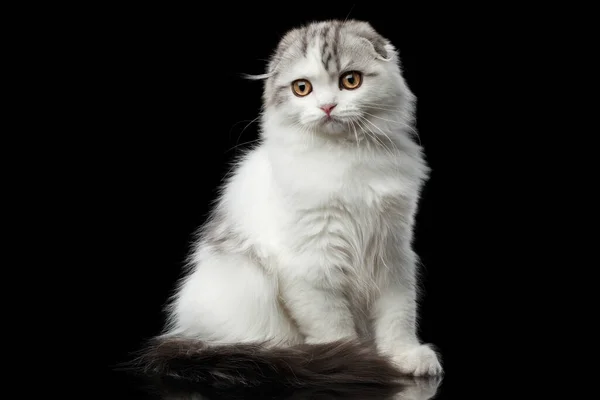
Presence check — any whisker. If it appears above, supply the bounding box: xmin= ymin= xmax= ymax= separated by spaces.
xmin=358 ymin=118 xmax=403 ymax=169
xmin=344 ymin=4 xmax=356 ymax=22
xmin=230 ymin=115 xmax=261 ymax=148
xmin=361 ymin=110 xmax=422 ymax=146
xmin=356 ymin=118 xmax=394 ymax=157
xmin=359 ymin=116 xmax=401 ymax=153
xmin=362 ymin=112 xmax=400 ymax=124
xmin=350 ymin=119 xmax=360 ymax=156
xmin=226 ymin=138 xmax=262 ymax=153
xmin=228 ymin=118 xmax=257 ymax=139
xmin=358 ymin=103 xmax=401 ymax=112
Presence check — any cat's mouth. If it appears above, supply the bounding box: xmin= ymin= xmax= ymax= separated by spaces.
xmin=313 ymin=116 xmax=350 ymax=135
xmin=302 ymin=115 xmax=352 ymax=135
xmin=320 ymin=115 xmax=344 ymax=125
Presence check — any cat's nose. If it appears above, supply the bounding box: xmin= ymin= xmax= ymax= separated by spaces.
xmin=319 ymin=103 xmax=337 ymax=117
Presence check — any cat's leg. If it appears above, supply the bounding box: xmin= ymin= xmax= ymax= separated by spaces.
xmin=373 ymin=254 xmax=442 ymax=376
xmin=278 ymin=263 xmax=358 ymax=344
xmin=166 ymin=250 xmax=303 ymax=346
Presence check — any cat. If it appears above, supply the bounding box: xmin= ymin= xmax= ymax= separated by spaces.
xmin=138 ymin=19 xmax=442 ymax=392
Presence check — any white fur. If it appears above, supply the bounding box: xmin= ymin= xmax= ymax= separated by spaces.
xmin=163 ymin=21 xmax=442 ymax=376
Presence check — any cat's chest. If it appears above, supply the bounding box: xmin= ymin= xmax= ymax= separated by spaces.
xmin=289 ymin=184 xmax=408 ymax=233
xmin=265 ymin=147 xmax=420 ymax=251
xmin=278 ymin=192 xmax=404 ymax=280
xmin=271 ymin=153 xmax=415 ymax=206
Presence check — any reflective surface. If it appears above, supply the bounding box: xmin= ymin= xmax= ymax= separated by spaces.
xmin=113 ymin=372 xmax=444 ymax=399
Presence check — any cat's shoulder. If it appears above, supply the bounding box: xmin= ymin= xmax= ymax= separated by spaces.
xmin=227 ymin=144 xmax=272 ymax=186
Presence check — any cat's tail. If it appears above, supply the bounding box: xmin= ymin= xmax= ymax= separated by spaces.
xmin=132 ymin=335 xmax=406 ymax=395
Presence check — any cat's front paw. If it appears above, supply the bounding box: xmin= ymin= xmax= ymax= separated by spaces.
xmin=391 ymin=344 xmax=442 ymax=376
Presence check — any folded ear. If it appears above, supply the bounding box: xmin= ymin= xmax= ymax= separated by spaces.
xmin=346 ymin=20 xmax=393 ymax=61
xmin=360 ymin=36 xmax=395 ymax=62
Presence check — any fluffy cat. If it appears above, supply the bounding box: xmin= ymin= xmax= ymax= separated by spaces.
xmin=139 ymin=19 xmax=442 ymax=391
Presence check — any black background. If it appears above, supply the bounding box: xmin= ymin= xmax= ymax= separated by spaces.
xmin=98 ymin=4 xmax=509 ymax=398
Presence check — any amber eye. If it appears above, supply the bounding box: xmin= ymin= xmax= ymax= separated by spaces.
xmin=340 ymin=71 xmax=362 ymax=90
xmin=291 ymin=79 xmax=313 ymax=97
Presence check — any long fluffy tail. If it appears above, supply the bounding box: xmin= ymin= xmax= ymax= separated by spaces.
xmin=134 ymin=336 xmax=406 ymax=397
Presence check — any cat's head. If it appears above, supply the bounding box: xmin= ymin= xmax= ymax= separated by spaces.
xmin=250 ymin=20 xmax=415 ymax=143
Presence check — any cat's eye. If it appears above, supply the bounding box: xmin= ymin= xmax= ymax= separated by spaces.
xmin=340 ymin=71 xmax=362 ymax=90
xmin=291 ymin=79 xmax=312 ymax=97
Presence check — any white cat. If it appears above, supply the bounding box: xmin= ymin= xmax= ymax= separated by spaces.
xmin=141 ymin=19 xmax=442 ymax=391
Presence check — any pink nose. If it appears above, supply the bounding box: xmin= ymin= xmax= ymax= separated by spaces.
xmin=319 ymin=103 xmax=337 ymax=116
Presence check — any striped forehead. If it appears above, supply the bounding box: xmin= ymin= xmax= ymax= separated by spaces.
xmin=274 ymin=22 xmax=344 ymax=82
xmin=301 ymin=22 xmax=342 ymax=76
xmin=274 ymin=22 xmax=381 ymax=82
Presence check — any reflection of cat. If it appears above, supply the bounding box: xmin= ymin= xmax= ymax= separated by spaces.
xmin=394 ymin=377 xmax=443 ymax=400
xmin=142 ymin=19 xmax=441 ymax=391
xmin=160 ymin=377 xmax=442 ymax=400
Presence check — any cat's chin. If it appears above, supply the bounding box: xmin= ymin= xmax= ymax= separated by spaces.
xmin=314 ymin=117 xmax=349 ymax=136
